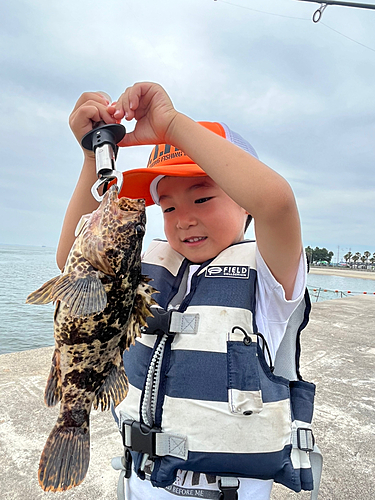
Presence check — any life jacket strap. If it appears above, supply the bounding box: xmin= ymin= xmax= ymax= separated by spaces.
xmin=310 ymin=444 xmax=323 ymax=500
xmin=142 ymin=305 xmax=200 ymax=335
xmin=218 ymin=477 xmax=240 ymax=500
xmin=291 ymin=425 xmax=323 ymax=500
xmin=111 ymin=452 xmax=131 ymax=500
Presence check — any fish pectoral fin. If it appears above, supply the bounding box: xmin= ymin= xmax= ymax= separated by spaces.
xmin=93 ymin=360 xmax=129 ymax=411
xmin=52 ymin=272 xmax=107 ymax=317
xmin=38 ymin=423 xmax=90 ymax=492
xmin=26 ymin=275 xmax=62 ymax=305
xmin=44 ymin=349 xmax=62 ymax=407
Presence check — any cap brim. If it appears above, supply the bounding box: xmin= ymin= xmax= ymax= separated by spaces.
xmin=117 ymin=164 xmax=207 ymax=206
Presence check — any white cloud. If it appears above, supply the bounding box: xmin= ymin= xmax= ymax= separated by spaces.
xmin=0 ymin=0 xmax=374 ymax=254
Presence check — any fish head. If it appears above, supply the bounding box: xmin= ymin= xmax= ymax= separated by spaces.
xmin=79 ymin=185 xmax=146 ymax=276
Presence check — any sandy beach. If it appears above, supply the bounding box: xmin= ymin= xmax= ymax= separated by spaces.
xmin=309 ymin=266 xmax=375 ymax=280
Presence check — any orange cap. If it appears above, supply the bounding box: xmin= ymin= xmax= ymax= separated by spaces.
xmin=117 ymin=122 xmax=226 ymax=206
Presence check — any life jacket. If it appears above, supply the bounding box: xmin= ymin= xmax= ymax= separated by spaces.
xmin=114 ymin=239 xmax=322 ymax=498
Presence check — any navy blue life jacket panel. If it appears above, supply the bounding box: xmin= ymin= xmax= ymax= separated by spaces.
xmin=117 ymin=240 xmax=316 ymax=494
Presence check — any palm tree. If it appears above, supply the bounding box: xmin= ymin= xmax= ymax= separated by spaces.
xmin=364 ymin=251 xmax=371 ymax=269
xmin=344 ymin=252 xmax=352 ymax=267
xmin=352 ymin=252 xmax=361 ymax=268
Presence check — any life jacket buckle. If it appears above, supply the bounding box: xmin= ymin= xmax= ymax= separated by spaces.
xmin=142 ymin=306 xmax=200 ymax=335
xmin=218 ymin=478 xmax=240 ymax=500
xmin=297 ymin=427 xmax=315 ymax=452
xmin=122 ymin=419 xmax=161 ymax=459
xmin=141 ymin=306 xmax=173 ymax=336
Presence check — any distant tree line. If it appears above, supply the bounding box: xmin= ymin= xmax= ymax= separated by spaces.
xmin=305 ymin=246 xmax=375 ymax=268
xmin=342 ymin=250 xmax=375 ymax=268
xmin=305 ymin=246 xmax=334 ymax=264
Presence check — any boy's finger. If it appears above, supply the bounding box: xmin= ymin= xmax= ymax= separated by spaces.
xmin=79 ymin=102 xmax=116 ymax=124
xmin=70 ymin=103 xmax=117 ymax=139
xmin=117 ymin=131 xmax=142 ymax=148
xmin=114 ymin=89 xmax=134 ymax=120
xmin=71 ymin=92 xmax=110 ymax=113
xmin=96 ymin=91 xmax=111 ymax=103
xmin=128 ymin=84 xmax=142 ymax=112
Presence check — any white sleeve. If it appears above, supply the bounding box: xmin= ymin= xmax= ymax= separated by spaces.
xmin=255 ymin=246 xmax=307 ymax=360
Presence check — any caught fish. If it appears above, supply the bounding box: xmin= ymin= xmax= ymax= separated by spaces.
xmin=26 ymin=185 xmax=155 ymax=492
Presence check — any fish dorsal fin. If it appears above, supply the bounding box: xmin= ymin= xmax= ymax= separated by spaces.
xmin=26 ymin=275 xmax=61 ymax=305
xmin=126 ymin=278 xmax=158 ymax=346
xmin=53 ymin=272 xmax=107 ymax=317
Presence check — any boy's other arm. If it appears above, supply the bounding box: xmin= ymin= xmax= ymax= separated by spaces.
xmin=167 ymin=115 xmax=302 ymax=300
xmin=56 ymin=157 xmax=100 ymax=270
xmin=56 ymin=92 xmax=118 ymax=270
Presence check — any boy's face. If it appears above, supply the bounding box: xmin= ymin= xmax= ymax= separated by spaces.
xmin=157 ymin=176 xmax=248 ymax=263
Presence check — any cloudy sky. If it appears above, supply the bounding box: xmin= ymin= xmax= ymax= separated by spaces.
xmin=1 ymin=0 xmax=375 ymax=262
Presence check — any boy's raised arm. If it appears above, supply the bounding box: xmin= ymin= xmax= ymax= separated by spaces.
xmin=114 ymin=83 xmax=302 ymax=299
xmin=165 ymin=114 xmax=303 ymax=300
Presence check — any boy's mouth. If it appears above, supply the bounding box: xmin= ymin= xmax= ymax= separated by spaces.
xmin=183 ymin=236 xmax=207 ymax=245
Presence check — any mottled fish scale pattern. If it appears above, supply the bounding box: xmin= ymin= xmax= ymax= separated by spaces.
xmin=26 ymin=186 xmax=156 ymax=492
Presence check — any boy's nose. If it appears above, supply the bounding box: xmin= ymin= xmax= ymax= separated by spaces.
xmin=176 ymin=212 xmax=197 ymax=230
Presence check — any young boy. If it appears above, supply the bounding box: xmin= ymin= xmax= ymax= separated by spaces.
xmin=58 ymin=82 xmax=309 ymax=500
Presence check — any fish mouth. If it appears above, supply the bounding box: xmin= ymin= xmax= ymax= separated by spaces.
xmin=135 ymin=223 xmax=145 ymax=236
xmin=102 ymin=186 xmax=145 ymax=214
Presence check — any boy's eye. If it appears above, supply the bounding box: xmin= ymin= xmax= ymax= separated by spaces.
xmin=163 ymin=206 xmax=175 ymax=213
xmin=195 ymin=197 xmax=213 ymax=204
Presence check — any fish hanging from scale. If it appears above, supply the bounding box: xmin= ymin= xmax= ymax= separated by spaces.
xmin=26 ymin=116 xmax=156 ymax=492
xmin=27 ymin=186 xmax=155 ymax=491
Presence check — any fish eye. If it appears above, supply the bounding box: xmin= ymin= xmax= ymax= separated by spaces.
xmin=135 ymin=224 xmax=145 ymax=236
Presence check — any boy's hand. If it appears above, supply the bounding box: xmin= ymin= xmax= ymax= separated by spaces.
xmin=111 ymin=82 xmax=179 ymax=148
xmin=69 ymin=92 xmax=118 ymax=159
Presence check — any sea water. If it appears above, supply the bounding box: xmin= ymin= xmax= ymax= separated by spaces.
xmin=307 ymin=272 xmax=375 ymax=302
xmin=0 ymin=245 xmax=58 ymax=355
xmin=1 ymin=244 xmax=375 ymax=355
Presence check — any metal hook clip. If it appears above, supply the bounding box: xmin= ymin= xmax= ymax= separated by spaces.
xmin=91 ymin=169 xmax=123 ymax=202
xmin=313 ymin=3 xmax=327 ymax=22
xmin=81 ymin=122 xmax=126 ymax=203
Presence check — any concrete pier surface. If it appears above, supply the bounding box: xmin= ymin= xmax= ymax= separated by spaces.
xmin=1 ymin=296 xmax=374 ymax=500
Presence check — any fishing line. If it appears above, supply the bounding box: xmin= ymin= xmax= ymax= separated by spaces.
xmin=215 ymin=0 xmax=375 ymax=53
xmin=217 ymin=0 xmax=311 ymax=20
xmin=320 ymin=21 xmax=375 ymax=52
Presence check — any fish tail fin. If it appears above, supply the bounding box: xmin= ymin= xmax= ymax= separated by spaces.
xmin=38 ymin=423 xmax=90 ymax=492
